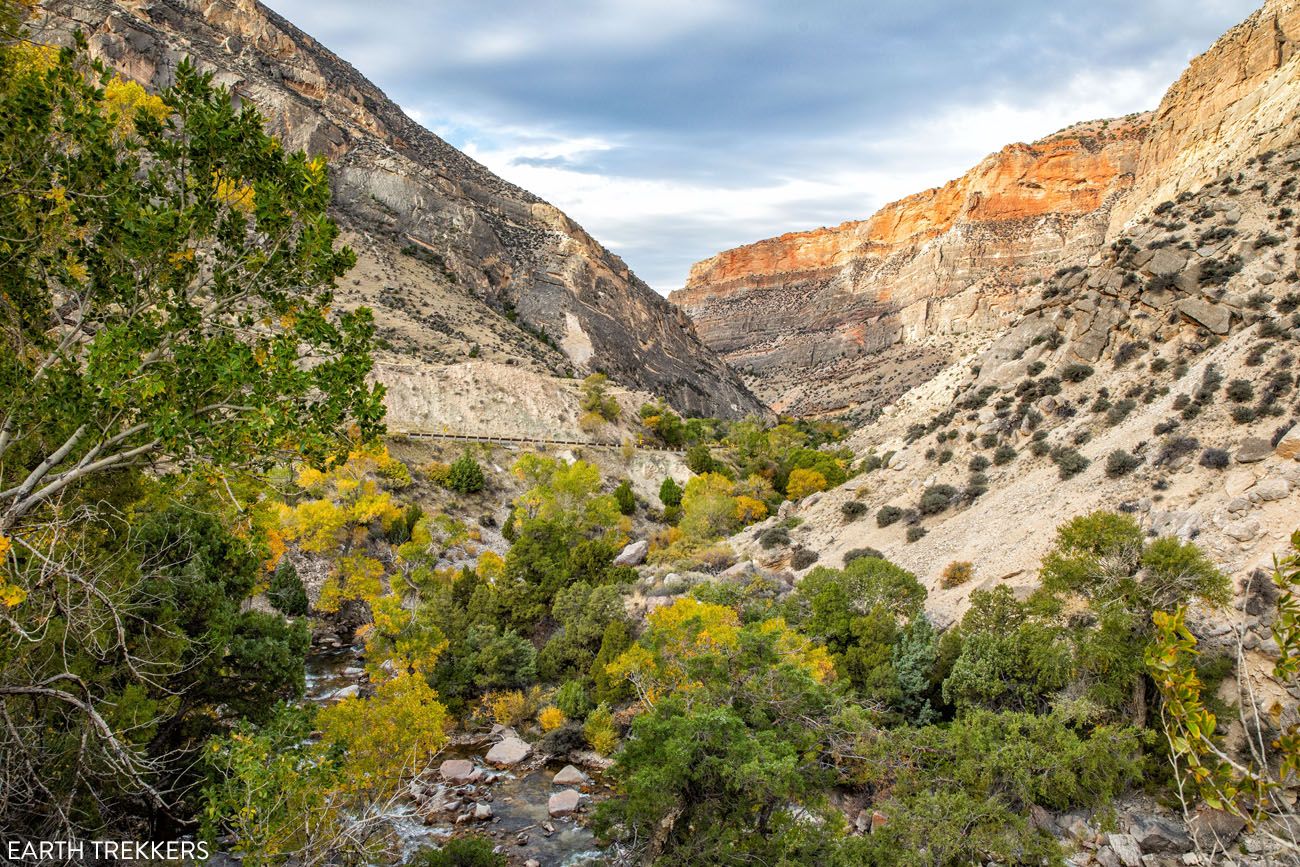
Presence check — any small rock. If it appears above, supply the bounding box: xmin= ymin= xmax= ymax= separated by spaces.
xmin=548 ymin=788 xmax=582 ymax=818
xmin=525 ymin=861 xmax=541 ymax=867
xmin=1225 ymin=497 xmax=1250 ymax=514
xmin=440 ymin=758 xmax=476 ymax=784
xmin=1235 ymin=437 xmax=1272 ymax=463
xmin=1276 ymin=424 xmax=1300 ymax=460
xmin=854 ymin=809 xmax=871 ymax=834
xmin=1223 ymin=518 xmax=1260 ymax=542
xmin=485 ymin=736 xmax=532 ymax=767
xmin=1128 ymin=814 xmax=1192 ymax=854
xmin=473 ymin=803 xmax=493 ymax=821
xmin=870 ymin=811 xmax=888 ymax=834
xmin=1106 ymin=833 xmax=1144 ymax=867
xmin=1225 ymin=469 xmax=1257 ymax=497
xmin=1251 ymin=477 xmax=1290 ymax=502
xmin=331 ymin=684 xmax=359 ymax=700
xmin=1188 ymin=806 xmax=1246 ymax=851
xmin=552 ymin=764 xmax=588 ymax=786
xmin=613 ymin=540 xmax=649 ymax=567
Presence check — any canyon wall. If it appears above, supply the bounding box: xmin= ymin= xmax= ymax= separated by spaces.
xmin=673 ymin=0 xmax=1300 ymax=417
xmin=33 ymin=0 xmax=767 ymax=420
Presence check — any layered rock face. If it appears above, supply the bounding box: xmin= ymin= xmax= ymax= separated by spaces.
xmin=673 ymin=0 xmax=1300 ymax=418
xmin=32 ymin=0 xmax=765 ymax=419
xmin=1113 ymin=0 xmax=1300 ymax=229
xmin=671 ymin=119 xmax=1148 ymax=415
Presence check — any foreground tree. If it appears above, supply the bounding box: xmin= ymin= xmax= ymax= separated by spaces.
xmin=0 ymin=29 xmax=383 ymax=534
xmin=0 ymin=15 xmax=380 ymax=837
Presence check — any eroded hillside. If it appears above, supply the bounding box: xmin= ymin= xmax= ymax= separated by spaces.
xmin=32 ymin=0 xmax=766 ymax=421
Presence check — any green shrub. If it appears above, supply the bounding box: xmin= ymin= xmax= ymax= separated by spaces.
xmin=759 ymin=527 xmax=791 ymax=549
xmin=968 ymin=455 xmax=990 ymax=472
xmin=919 ymin=484 xmax=957 ymax=516
xmin=906 ymin=526 xmax=927 ymax=543
xmin=790 ymin=547 xmax=819 ymax=570
xmin=843 ymin=547 xmax=885 ymax=564
xmin=445 ymin=451 xmax=485 ymax=493
xmin=877 ymin=505 xmax=904 ymax=527
xmin=841 ymin=500 xmax=868 ymax=520
xmin=1105 ymin=398 xmax=1137 ymax=426
xmin=992 ymin=444 xmax=1017 ymax=466
xmin=1199 ymin=448 xmax=1230 ymax=469
xmin=1059 ymin=362 xmax=1094 ymax=383
xmin=1105 ymin=450 xmax=1141 ymax=478
xmin=410 ymin=835 xmax=506 ymax=867
xmin=614 ymin=479 xmax=635 ymax=515
xmin=1226 ymin=379 xmax=1254 ymax=403
xmin=1050 ymin=447 xmax=1089 ymax=479
xmin=267 ymin=560 xmax=309 ymax=617
xmin=554 ymin=679 xmax=590 ymax=720
xmin=659 ymin=476 xmax=683 ymax=507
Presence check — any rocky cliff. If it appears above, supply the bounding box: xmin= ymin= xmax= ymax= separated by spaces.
xmin=672 ymin=0 xmax=1300 ymax=418
xmin=31 ymin=0 xmax=766 ymax=420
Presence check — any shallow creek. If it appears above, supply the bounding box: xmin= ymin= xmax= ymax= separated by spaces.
xmin=304 ymin=645 xmax=608 ymax=866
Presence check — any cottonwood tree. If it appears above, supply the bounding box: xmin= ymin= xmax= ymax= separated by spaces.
xmin=0 ymin=33 xmax=383 ymax=535
xmin=0 ymin=14 xmax=381 ymax=836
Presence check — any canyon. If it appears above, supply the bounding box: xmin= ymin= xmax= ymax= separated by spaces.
xmin=32 ymin=0 xmax=767 ymax=425
xmin=672 ymin=0 xmax=1300 ymax=419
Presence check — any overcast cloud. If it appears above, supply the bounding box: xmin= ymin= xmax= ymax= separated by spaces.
xmin=264 ymin=0 xmax=1259 ymax=292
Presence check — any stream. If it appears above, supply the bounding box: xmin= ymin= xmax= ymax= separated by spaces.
xmin=304 ymin=644 xmax=609 ymax=866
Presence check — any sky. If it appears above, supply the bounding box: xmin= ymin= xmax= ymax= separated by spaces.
xmin=265 ymin=0 xmax=1259 ymax=293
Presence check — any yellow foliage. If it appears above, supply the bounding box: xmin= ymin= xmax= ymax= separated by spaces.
xmin=608 ymin=598 xmax=740 ymax=700
xmin=786 ymin=468 xmax=828 ymax=500
xmin=281 ymin=498 xmax=347 ymax=553
xmin=0 ymin=534 xmax=24 ymax=608
xmin=734 ymin=495 xmax=768 ymax=523
xmin=422 ymin=461 xmax=451 ymax=486
xmin=213 ymin=171 xmax=256 ymax=213
xmin=476 ymin=550 xmax=505 ymax=581
xmin=317 ymin=552 xmax=384 ymax=613
xmin=318 ymin=672 xmax=449 ymax=800
xmin=538 ymin=706 xmax=566 ymax=732
xmin=102 ymin=77 xmax=168 ymax=138
xmin=294 ymin=465 xmax=328 ymax=491
xmin=941 ymin=560 xmax=975 ymax=588
xmin=263 ymin=527 xmax=286 ymax=574
xmin=483 ymin=690 xmax=528 ymax=727
xmin=349 ymin=488 xmax=402 ymax=528
xmin=755 ymin=617 xmax=836 ymax=684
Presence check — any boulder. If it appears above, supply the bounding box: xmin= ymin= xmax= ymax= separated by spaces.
xmin=548 ymin=788 xmax=582 ymax=817
xmin=1276 ymin=424 xmax=1300 ymax=460
xmin=485 ymin=736 xmax=532 ymax=767
xmin=472 ymin=802 xmax=493 ymax=821
xmin=1223 ymin=518 xmax=1260 ymax=542
xmin=1128 ymin=814 xmax=1192 ymax=854
xmin=1188 ymin=806 xmax=1246 ymax=851
xmin=552 ymin=764 xmax=588 ymax=787
xmin=1175 ymin=298 xmax=1231 ymax=335
xmin=331 ymin=684 xmax=360 ymax=700
xmin=1224 ymin=469 xmax=1257 ymax=497
xmin=1149 ymin=510 xmax=1201 ymax=539
xmin=613 ymin=540 xmax=649 ymax=567
xmin=1146 ymin=247 xmax=1188 ymax=276
xmin=1251 ymin=477 xmax=1291 ymax=502
xmin=439 ymin=759 xmax=476 ymax=785
xmin=1235 ymin=437 xmax=1272 ymax=463
xmin=719 ymin=560 xmax=757 ymax=581
xmin=1104 ymin=833 xmax=1144 ymax=867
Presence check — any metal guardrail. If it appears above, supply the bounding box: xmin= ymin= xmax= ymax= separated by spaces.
xmin=389 ymin=429 xmax=686 ymax=454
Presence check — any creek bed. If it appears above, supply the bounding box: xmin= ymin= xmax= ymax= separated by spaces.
xmin=304 ymin=645 xmax=609 ymax=866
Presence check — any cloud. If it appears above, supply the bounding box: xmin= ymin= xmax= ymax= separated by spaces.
xmin=266 ymin=0 xmax=1258 ymax=291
